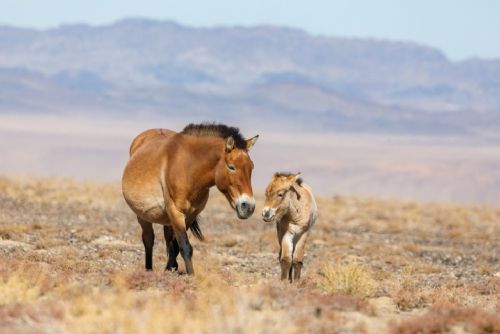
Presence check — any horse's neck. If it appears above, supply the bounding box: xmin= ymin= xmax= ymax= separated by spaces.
xmin=185 ymin=138 xmax=223 ymax=190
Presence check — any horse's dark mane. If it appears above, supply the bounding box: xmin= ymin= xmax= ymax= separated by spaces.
xmin=181 ymin=122 xmax=246 ymax=149
xmin=274 ymin=172 xmax=303 ymax=186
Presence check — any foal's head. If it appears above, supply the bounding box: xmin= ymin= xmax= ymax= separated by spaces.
xmin=215 ymin=134 xmax=259 ymax=219
xmin=262 ymin=172 xmax=302 ymax=222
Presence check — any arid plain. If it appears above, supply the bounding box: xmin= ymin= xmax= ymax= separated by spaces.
xmin=0 ymin=173 xmax=498 ymax=333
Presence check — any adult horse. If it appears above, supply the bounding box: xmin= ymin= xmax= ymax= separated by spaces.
xmin=122 ymin=123 xmax=258 ymax=275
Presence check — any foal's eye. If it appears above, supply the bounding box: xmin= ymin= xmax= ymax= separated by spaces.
xmin=227 ymin=164 xmax=236 ymax=173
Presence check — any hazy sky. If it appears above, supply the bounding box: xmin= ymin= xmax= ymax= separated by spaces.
xmin=2 ymin=0 xmax=499 ymax=60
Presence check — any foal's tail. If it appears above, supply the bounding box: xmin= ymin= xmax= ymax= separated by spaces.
xmin=190 ymin=217 xmax=204 ymax=241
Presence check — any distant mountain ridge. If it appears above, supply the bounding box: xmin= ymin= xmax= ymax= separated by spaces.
xmin=1 ymin=18 xmax=499 ymax=136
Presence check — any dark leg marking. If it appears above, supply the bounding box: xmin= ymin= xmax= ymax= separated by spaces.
xmin=177 ymin=229 xmax=194 ymax=275
xmin=293 ymin=262 xmax=303 ymax=281
xmin=164 ymin=225 xmax=179 ymax=271
xmin=138 ymin=218 xmax=155 ymax=271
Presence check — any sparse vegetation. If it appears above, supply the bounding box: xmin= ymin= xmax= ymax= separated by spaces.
xmin=0 ymin=176 xmax=499 ymax=333
xmin=316 ymin=260 xmax=375 ymax=298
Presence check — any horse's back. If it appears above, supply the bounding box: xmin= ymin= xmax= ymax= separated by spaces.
xmin=129 ymin=128 xmax=176 ymax=156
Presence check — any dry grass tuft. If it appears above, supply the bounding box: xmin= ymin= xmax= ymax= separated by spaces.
xmin=316 ymin=260 xmax=375 ymax=298
xmin=0 ymin=260 xmax=55 ymax=305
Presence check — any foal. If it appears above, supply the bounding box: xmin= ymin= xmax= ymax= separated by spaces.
xmin=262 ymin=172 xmax=317 ymax=282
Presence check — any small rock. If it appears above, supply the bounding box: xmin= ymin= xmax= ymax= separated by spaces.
xmin=249 ymin=297 xmax=264 ymax=311
xmin=314 ymin=307 xmax=322 ymax=317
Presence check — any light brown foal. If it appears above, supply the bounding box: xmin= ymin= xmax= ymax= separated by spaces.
xmin=122 ymin=123 xmax=258 ymax=275
xmin=262 ymin=173 xmax=317 ymax=282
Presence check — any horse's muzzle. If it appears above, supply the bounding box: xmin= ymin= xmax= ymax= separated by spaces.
xmin=235 ymin=194 xmax=255 ymax=219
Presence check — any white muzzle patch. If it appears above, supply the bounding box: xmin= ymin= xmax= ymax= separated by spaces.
xmin=235 ymin=194 xmax=256 ymax=219
xmin=262 ymin=206 xmax=276 ymax=222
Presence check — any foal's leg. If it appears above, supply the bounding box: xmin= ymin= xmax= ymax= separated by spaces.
xmin=164 ymin=225 xmax=179 ymax=271
xmin=292 ymin=231 xmax=309 ymax=281
xmin=279 ymin=231 xmax=294 ymax=281
xmin=138 ymin=218 xmax=155 ymax=271
xmin=276 ymin=222 xmax=286 ymax=261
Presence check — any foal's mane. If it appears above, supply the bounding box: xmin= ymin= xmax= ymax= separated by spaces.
xmin=274 ymin=172 xmax=303 ymax=186
xmin=181 ymin=122 xmax=247 ymax=149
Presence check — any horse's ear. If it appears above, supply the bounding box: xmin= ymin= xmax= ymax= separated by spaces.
xmin=225 ymin=136 xmax=235 ymax=152
xmin=246 ymin=135 xmax=259 ymax=151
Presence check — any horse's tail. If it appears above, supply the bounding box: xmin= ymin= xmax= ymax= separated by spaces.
xmin=190 ymin=217 xmax=204 ymax=241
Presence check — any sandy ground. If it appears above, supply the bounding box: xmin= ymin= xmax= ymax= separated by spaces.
xmin=0 ymin=176 xmax=498 ymax=333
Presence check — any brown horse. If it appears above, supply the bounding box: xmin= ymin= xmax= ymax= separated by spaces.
xmin=122 ymin=123 xmax=258 ymax=275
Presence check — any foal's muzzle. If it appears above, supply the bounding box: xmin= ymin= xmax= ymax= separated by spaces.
xmin=235 ymin=194 xmax=255 ymax=219
xmin=262 ymin=206 xmax=276 ymax=222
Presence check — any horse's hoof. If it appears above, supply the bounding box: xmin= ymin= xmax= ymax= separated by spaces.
xmin=165 ymin=266 xmax=178 ymax=272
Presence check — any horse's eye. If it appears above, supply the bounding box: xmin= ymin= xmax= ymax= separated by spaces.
xmin=227 ymin=164 xmax=236 ymax=173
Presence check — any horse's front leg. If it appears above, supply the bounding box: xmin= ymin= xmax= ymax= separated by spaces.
xmin=167 ymin=208 xmax=194 ymax=275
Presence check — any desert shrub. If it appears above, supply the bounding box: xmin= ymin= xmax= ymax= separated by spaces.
xmin=316 ymin=261 xmax=375 ymax=298
xmin=0 ymin=261 xmax=51 ymax=304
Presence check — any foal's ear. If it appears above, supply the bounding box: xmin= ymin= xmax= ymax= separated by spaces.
xmin=246 ymin=135 xmax=259 ymax=151
xmin=225 ymin=136 xmax=235 ymax=152
xmin=286 ymin=172 xmax=301 ymax=185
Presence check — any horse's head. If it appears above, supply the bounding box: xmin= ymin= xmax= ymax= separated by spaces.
xmin=262 ymin=172 xmax=302 ymax=222
xmin=215 ymin=135 xmax=259 ymax=219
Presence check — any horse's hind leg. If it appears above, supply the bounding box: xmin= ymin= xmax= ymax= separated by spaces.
xmin=138 ymin=218 xmax=155 ymax=271
xmin=164 ymin=225 xmax=179 ymax=271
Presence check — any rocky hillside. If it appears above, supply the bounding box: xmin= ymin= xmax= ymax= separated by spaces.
xmin=1 ymin=19 xmax=500 ymax=136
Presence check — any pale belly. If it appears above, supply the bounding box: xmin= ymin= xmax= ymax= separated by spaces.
xmin=122 ymin=179 xmax=208 ymax=225
xmin=122 ymin=180 xmax=168 ymax=224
